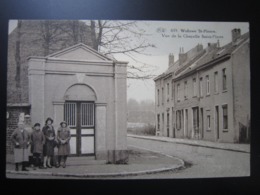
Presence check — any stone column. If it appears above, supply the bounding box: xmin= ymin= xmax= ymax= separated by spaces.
xmin=53 ymin=100 xmax=65 ymax=130
xmin=108 ymin=61 xmax=128 ymax=164
xmin=95 ymin=103 xmax=107 ymax=160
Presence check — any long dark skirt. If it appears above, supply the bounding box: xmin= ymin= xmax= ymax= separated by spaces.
xmin=43 ymin=140 xmax=55 ymax=156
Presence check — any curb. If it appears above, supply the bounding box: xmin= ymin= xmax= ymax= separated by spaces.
xmin=6 ymin=164 xmax=183 ymax=178
xmin=128 ymin=135 xmax=250 ymax=153
xmin=6 ymin=148 xmax=185 ymax=178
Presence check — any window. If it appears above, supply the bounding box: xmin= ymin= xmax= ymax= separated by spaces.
xmin=177 ymin=83 xmax=180 ymax=101
xmin=222 ymin=68 xmax=227 ymax=91
xmin=214 ymin=71 xmax=218 ymax=93
xmin=162 ymin=87 xmax=164 ymax=105
xmin=162 ymin=113 xmax=164 ymax=131
xmin=167 ymin=112 xmax=170 ymax=128
xmin=167 ymin=83 xmax=170 ymax=102
xmin=176 ymin=110 xmax=181 ymax=130
xmin=171 ymin=80 xmax=174 ymax=100
xmin=157 ymin=114 xmax=160 ymax=130
xmin=157 ymin=89 xmax=160 ymax=106
xmin=64 ymin=102 xmax=77 ymax=127
xmin=184 ymin=81 xmax=188 ymax=99
xmin=81 ymin=103 xmax=94 ymax=127
xmin=207 ymin=115 xmax=211 ymax=130
xmin=206 ymin=75 xmax=210 ymax=95
xmin=193 ymin=78 xmax=197 ymax=97
xmin=199 ymin=77 xmax=203 ymax=97
xmin=222 ymin=105 xmax=228 ymax=130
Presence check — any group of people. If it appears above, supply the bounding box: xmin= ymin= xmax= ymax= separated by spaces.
xmin=11 ymin=117 xmax=71 ymax=171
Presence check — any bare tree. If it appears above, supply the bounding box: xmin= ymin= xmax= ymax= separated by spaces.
xmin=40 ymin=21 xmax=66 ymax=56
xmin=88 ymin=20 xmax=157 ymax=80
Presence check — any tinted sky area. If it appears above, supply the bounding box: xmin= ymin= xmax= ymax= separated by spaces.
xmin=8 ymin=20 xmax=249 ymax=102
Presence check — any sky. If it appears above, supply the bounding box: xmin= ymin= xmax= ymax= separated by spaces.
xmin=8 ymin=20 xmax=249 ymax=102
xmin=113 ymin=21 xmax=249 ymax=102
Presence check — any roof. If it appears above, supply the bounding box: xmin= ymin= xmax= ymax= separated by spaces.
xmin=154 ymin=31 xmax=249 ymax=82
xmin=46 ymin=43 xmax=114 ymax=61
xmin=174 ymin=32 xmax=249 ymax=80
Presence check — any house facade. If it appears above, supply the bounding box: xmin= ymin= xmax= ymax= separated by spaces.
xmin=154 ymin=29 xmax=250 ymax=143
xmin=7 ymin=43 xmax=129 ymax=163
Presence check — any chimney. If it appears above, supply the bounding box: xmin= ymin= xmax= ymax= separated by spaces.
xmin=232 ymin=28 xmax=241 ymax=43
xmin=179 ymin=47 xmax=187 ymax=65
xmin=196 ymin=44 xmax=203 ymax=52
xmin=207 ymin=42 xmax=217 ymax=52
xmin=169 ymin=53 xmax=174 ymax=67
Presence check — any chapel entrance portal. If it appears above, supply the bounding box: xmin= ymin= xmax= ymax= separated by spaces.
xmin=64 ymin=101 xmax=95 ymax=156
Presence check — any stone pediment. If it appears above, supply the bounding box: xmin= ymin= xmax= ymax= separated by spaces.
xmin=47 ymin=43 xmax=112 ymax=61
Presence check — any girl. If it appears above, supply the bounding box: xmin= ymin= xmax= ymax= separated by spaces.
xmin=57 ymin=121 xmax=71 ymax=168
xmin=31 ymin=123 xmax=45 ymax=170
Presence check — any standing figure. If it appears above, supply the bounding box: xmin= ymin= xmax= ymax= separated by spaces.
xmin=31 ymin=123 xmax=45 ymax=170
xmin=24 ymin=114 xmax=33 ymax=167
xmin=11 ymin=121 xmax=31 ymax=171
xmin=52 ymin=137 xmax=60 ymax=168
xmin=42 ymin=117 xmax=55 ymax=168
xmin=57 ymin=121 xmax=71 ymax=168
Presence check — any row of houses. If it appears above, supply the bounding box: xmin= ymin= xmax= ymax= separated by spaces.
xmin=154 ymin=29 xmax=250 ymax=143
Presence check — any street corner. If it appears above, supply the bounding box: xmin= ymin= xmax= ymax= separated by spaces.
xmin=6 ymin=147 xmax=186 ymax=179
xmin=127 ymin=145 xmax=185 ymax=170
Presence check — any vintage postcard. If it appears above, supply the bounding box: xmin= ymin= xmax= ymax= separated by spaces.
xmin=6 ymin=20 xmax=250 ymax=179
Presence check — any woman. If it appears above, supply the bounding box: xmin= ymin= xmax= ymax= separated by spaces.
xmin=11 ymin=121 xmax=31 ymax=171
xmin=57 ymin=121 xmax=71 ymax=168
xmin=42 ymin=117 xmax=55 ymax=168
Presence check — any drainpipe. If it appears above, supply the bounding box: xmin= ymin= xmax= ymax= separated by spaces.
xmin=113 ymin=61 xmax=117 ymax=163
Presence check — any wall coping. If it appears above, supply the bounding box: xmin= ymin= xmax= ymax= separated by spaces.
xmin=7 ymin=103 xmax=31 ymax=107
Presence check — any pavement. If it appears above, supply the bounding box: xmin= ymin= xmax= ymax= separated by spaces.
xmin=127 ymin=134 xmax=250 ymax=153
xmin=5 ymin=146 xmax=184 ymax=179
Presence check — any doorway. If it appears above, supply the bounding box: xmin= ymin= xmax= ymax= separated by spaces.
xmin=192 ymin=107 xmax=199 ymax=138
xmin=167 ymin=112 xmax=170 ymax=137
xmin=215 ymin=106 xmax=219 ymax=141
xmin=64 ymin=101 xmax=95 ymax=156
xmin=200 ymin=108 xmax=204 ymax=139
xmin=172 ymin=108 xmax=175 ymax=138
xmin=184 ymin=109 xmax=188 ymax=138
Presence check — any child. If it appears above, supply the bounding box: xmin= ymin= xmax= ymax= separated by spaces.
xmin=31 ymin=123 xmax=45 ymax=170
xmin=57 ymin=121 xmax=71 ymax=168
xmin=52 ymin=138 xmax=60 ymax=168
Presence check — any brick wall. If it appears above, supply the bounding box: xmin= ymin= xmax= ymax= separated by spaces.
xmin=6 ymin=106 xmax=31 ymax=154
xmin=7 ymin=20 xmax=94 ymax=104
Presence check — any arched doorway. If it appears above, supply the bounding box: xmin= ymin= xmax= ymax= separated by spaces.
xmin=64 ymin=84 xmax=97 ymax=156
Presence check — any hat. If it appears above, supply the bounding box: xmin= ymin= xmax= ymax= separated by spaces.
xmin=45 ymin=117 xmax=54 ymax=124
xmin=34 ymin=123 xmax=41 ymax=127
xmin=25 ymin=114 xmax=30 ymax=118
xmin=60 ymin=121 xmax=67 ymax=126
